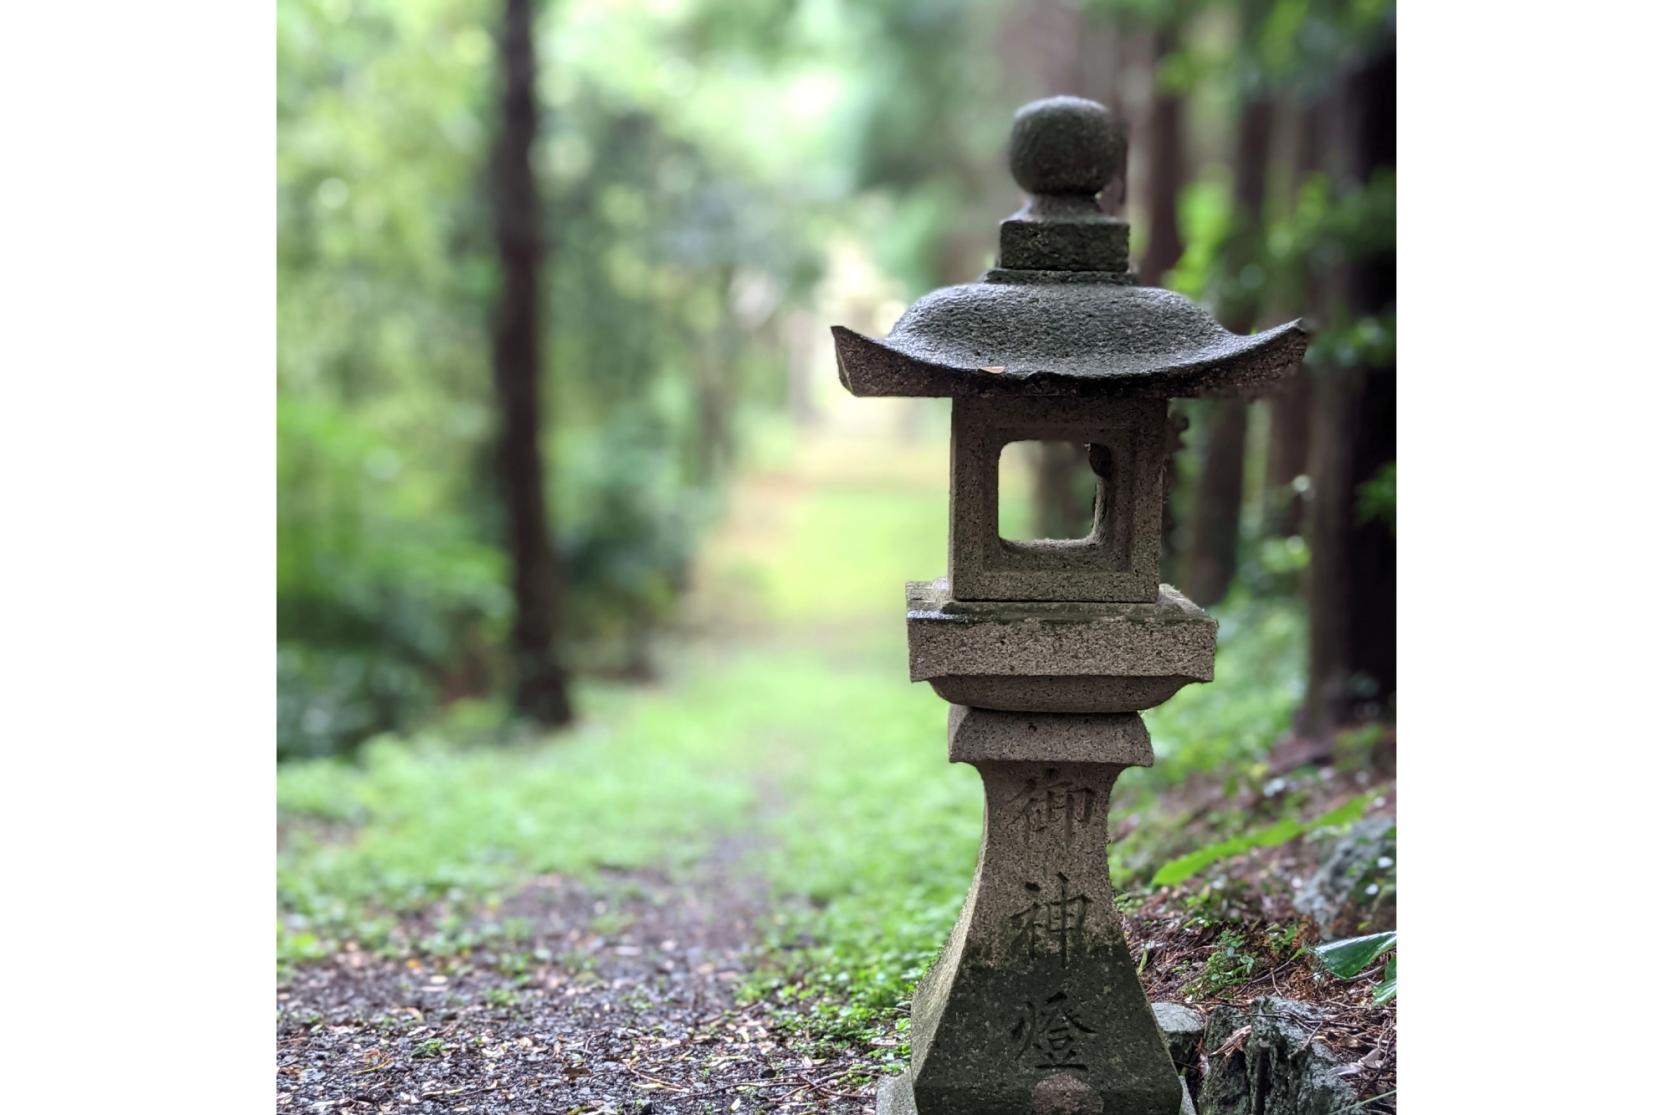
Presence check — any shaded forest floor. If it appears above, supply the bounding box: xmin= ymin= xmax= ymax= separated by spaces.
xmin=278 ymin=422 xmax=1396 ymax=1113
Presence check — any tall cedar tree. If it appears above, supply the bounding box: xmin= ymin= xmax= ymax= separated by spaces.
xmin=490 ymin=0 xmax=573 ymax=726
xmin=1262 ymin=96 xmax=1326 ymax=538
xmin=1137 ymin=25 xmax=1186 ymax=287
xmin=1300 ymin=33 xmax=1395 ymax=739
xmin=1183 ymin=19 xmax=1274 ymax=607
xmin=1138 ymin=23 xmax=1189 ymax=580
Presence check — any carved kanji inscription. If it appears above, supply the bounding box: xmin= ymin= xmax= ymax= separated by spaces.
xmin=1011 ymin=990 xmax=1097 ymax=1071
xmin=1008 ymin=872 xmax=1091 ymax=966
xmin=1008 ymin=768 xmax=1098 ymax=844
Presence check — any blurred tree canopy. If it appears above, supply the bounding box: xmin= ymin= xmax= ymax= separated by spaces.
xmin=277 ymin=0 xmax=1005 ymax=757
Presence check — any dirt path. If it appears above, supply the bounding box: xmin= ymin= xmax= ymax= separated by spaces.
xmin=277 ymin=829 xmax=875 ymax=1115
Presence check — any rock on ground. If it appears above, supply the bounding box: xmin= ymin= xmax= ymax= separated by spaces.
xmin=1153 ymin=1001 xmax=1208 ymax=1104
xmin=1197 ymin=997 xmax=1358 ymax=1115
xmin=1152 ymin=1001 xmax=1206 ymax=1072
xmin=1296 ymin=817 xmax=1395 ymax=941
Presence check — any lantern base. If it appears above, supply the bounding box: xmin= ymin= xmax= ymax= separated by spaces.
xmin=877 ymin=1070 xmax=1198 ymax=1115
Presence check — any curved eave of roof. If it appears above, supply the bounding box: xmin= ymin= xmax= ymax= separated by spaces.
xmin=832 ymin=282 xmax=1310 ymax=400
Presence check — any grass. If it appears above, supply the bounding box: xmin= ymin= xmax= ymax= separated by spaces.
xmin=277 ymin=424 xmax=958 ymax=971
xmin=279 ymin=660 xmax=760 ymax=964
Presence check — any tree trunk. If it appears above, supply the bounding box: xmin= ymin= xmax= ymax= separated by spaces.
xmin=1299 ymin=365 xmax=1359 ymax=737
xmin=1264 ymin=374 xmax=1310 ymax=536
xmin=1137 ymin=24 xmax=1188 ymax=580
xmin=1263 ymin=95 xmax=1325 ymax=538
xmin=1137 ymin=25 xmax=1185 ymax=287
xmin=693 ymin=273 xmax=739 ymax=486
xmin=1183 ymin=81 xmax=1273 ymax=607
xmin=1300 ymin=32 xmax=1396 ymax=739
xmin=784 ymin=309 xmax=819 ymax=428
xmin=1184 ymin=401 xmax=1249 ymax=605
xmin=490 ymin=0 xmax=572 ymax=727
xmin=1033 ymin=442 xmax=1087 ymax=540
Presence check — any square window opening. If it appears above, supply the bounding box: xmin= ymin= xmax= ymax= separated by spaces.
xmin=997 ymin=440 xmax=1111 ymax=543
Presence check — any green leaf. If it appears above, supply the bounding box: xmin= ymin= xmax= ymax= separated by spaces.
xmin=1149 ymin=793 xmax=1372 ymax=887
xmin=1313 ymin=931 xmax=1397 ymax=979
xmin=1372 ymin=954 xmax=1397 ymax=1004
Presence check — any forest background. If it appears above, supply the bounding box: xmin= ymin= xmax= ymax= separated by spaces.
xmin=277 ymin=0 xmax=1395 ymax=761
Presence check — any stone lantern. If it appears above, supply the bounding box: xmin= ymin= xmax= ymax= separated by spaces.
xmin=832 ymin=96 xmax=1309 ymax=1115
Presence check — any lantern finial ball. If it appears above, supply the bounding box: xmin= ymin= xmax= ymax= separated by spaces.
xmin=1007 ymin=96 xmax=1123 ymax=198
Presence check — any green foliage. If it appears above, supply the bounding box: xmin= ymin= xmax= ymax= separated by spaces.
xmin=1249 ymin=0 xmax=1396 ymax=93
xmin=277 ymin=659 xmax=762 ymax=962
xmin=278 ymin=0 xmax=842 ymax=754
xmin=1314 ymin=929 xmax=1397 ymax=1003
xmin=1144 ymin=592 xmax=1306 ymax=780
xmin=1185 ymin=928 xmax=1260 ymax=998
xmin=553 ymin=414 xmax=719 ymax=673
xmin=1306 ymin=313 xmax=1397 ymax=373
xmin=274 ymin=0 xmax=1401 ymax=1070
xmin=742 ymin=674 xmax=971 ymax=1060
xmin=279 ymin=0 xmax=1399 ymax=758
xmin=1315 ymin=928 xmax=1398 ymax=1004
xmin=1167 ymin=179 xmax=1234 ymax=299
xmin=687 ymin=443 xmax=971 ymax=1060
xmin=1266 ymin=169 xmax=1397 ymax=355
xmin=1357 ymin=461 xmax=1395 ymax=534
xmin=1150 ymin=792 xmax=1372 ymax=887
xmin=724 ymin=473 xmax=1334 ymax=1055
xmin=1244 ymin=535 xmax=1310 ymax=598
xmin=1373 ymin=953 xmax=1397 ymax=1005
xmin=277 ymin=396 xmax=510 ymax=758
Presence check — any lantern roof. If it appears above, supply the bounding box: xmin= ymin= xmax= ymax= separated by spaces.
xmin=832 ymin=96 xmax=1309 ymax=400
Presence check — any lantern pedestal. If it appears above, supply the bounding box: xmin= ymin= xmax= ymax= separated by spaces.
xmin=878 ymin=707 xmax=1183 ymax=1115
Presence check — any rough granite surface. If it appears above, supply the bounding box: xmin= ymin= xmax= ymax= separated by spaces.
xmin=1197 ymin=998 xmax=1358 ymax=1115
xmin=907 ymin=578 xmax=1215 ymax=713
xmin=998 ymin=94 xmax=1132 ymax=275
xmin=830 ymin=95 xmax=1310 ymax=402
xmin=878 ymin=1073 xmax=1197 ymax=1115
xmin=891 ymin=708 xmax=1180 ymax=1115
xmin=948 ymin=395 xmax=1167 ymax=604
xmin=999 ymin=215 xmax=1131 ymax=273
xmin=833 ymin=290 xmax=1308 ymax=400
xmin=1151 ymin=1002 xmax=1207 ymax=1074
xmin=1006 ymin=95 xmax=1123 ymax=197
xmin=947 ymin=706 xmax=1153 ymax=766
